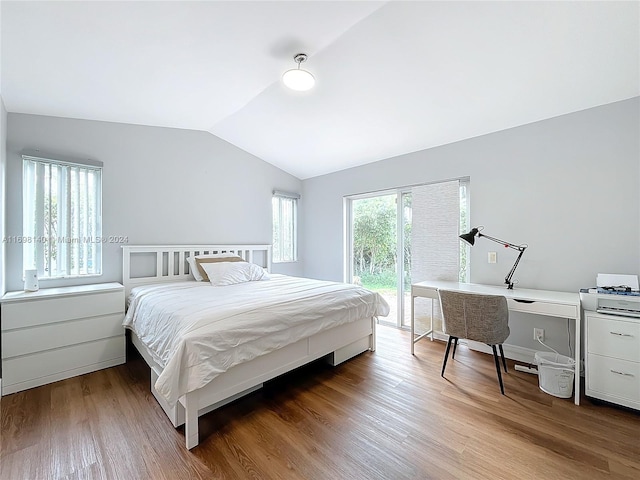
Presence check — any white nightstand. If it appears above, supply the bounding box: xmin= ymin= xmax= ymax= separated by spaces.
xmin=1 ymin=282 xmax=125 ymax=395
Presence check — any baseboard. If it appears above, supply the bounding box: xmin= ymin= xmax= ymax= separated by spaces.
xmin=426 ymin=333 xmax=538 ymax=365
xmin=467 ymin=340 xmax=538 ymax=366
xmin=418 ymin=334 xmax=585 ymax=378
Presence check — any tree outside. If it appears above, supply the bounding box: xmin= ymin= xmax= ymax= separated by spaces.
xmin=352 ymin=195 xmax=400 ymax=294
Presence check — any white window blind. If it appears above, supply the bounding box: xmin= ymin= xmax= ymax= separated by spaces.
xmin=272 ymin=191 xmax=299 ymax=263
xmin=23 ymin=155 xmax=102 ymax=279
xmin=411 ymin=179 xmax=467 ymax=332
xmin=411 ymin=180 xmax=461 ymax=283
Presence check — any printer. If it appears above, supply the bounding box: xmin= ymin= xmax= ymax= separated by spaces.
xmin=580 ymin=273 xmax=640 ymax=318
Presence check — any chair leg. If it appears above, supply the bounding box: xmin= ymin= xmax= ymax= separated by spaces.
xmin=491 ymin=345 xmax=505 ymax=395
xmin=452 ymin=337 xmax=459 ymax=359
xmin=498 ymin=344 xmax=507 ymax=372
xmin=441 ymin=336 xmax=454 ymax=377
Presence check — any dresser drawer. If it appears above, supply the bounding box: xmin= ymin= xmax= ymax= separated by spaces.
xmin=507 ymin=299 xmax=577 ymax=319
xmin=2 ymin=336 xmax=125 ymax=390
xmin=586 ymin=353 xmax=640 ymax=403
xmin=1 ymin=290 xmax=124 ymax=330
xmin=1 ymin=313 xmax=124 ymax=359
xmin=587 ymin=315 xmax=640 ymax=362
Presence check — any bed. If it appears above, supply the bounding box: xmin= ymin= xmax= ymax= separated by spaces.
xmin=122 ymin=245 xmax=389 ymax=449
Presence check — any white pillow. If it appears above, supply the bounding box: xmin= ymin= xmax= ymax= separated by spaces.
xmin=186 ymin=253 xmax=243 ymax=281
xmin=200 ymin=261 xmax=268 ymax=286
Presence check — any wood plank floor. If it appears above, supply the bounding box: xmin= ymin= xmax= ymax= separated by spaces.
xmin=2 ymin=326 xmax=639 ymax=479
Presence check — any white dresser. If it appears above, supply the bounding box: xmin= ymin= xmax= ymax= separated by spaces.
xmin=585 ymin=311 xmax=640 ymax=410
xmin=1 ymin=282 xmax=125 ymax=395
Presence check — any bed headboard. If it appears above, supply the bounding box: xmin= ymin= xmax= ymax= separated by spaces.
xmin=121 ymin=244 xmax=272 ymax=296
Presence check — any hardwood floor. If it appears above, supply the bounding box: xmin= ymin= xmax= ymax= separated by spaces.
xmin=2 ymin=326 xmax=639 ymax=479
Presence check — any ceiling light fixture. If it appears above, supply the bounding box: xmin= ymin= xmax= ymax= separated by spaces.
xmin=282 ymin=53 xmax=315 ymax=91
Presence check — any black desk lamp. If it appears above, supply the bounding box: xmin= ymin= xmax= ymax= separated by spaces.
xmin=460 ymin=226 xmax=527 ymax=290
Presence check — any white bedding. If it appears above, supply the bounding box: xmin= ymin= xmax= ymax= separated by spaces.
xmin=123 ymin=274 xmax=389 ymax=405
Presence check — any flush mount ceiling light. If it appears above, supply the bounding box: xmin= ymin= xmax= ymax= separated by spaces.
xmin=282 ymin=53 xmax=315 ymax=91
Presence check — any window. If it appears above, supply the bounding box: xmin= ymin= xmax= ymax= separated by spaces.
xmin=23 ymin=155 xmax=102 ymax=279
xmin=272 ymin=190 xmax=299 ymax=263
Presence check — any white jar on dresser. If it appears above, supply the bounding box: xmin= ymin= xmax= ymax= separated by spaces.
xmin=585 ymin=311 xmax=640 ymax=410
xmin=1 ymin=282 xmax=125 ymax=395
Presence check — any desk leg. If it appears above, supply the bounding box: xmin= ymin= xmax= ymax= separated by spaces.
xmin=411 ymin=295 xmax=415 ymax=355
xmin=430 ymin=299 xmax=434 ymax=341
xmin=574 ymin=313 xmax=581 ymax=406
xmin=412 ymin=293 xmax=436 ymax=353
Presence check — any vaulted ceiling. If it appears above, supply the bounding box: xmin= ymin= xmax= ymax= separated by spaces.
xmin=2 ymin=1 xmax=638 ymax=179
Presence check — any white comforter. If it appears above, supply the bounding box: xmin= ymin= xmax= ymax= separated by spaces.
xmin=123 ymin=275 xmax=389 ymax=405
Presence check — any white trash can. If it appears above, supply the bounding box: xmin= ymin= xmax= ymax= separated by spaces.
xmin=534 ymin=351 xmax=575 ymax=398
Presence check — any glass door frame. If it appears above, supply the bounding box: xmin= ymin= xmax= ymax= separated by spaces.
xmin=344 ymin=187 xmax=411 ymax=329
xmin=397 ymin=188 xmax=412 ymax=328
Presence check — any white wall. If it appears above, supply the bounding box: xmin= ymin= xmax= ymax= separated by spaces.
xmin=0 ymin=2 xmax=4 ymax=382
xmin=0 ymin=97 xmax=6 ymax=296
xmin=5 ymin=114 xmax=303 ymax=291
xmin=301 ymin=98 xmax=640 ymax=355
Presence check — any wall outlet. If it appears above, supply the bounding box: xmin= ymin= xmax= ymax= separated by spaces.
xmin=533 ymin=328 xmax=545 ymax=342
xmin=488 ymin=251 xmax=497 ymax=263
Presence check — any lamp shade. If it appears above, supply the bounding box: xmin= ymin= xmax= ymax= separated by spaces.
xmin=282 ymin=68 xmax=315 ymax=91
xmin=459 ymin=228 xmax=480 ymax=246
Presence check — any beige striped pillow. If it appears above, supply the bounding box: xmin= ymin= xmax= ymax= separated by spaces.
xmin=195 ymin=255 xmax=246 ymax=282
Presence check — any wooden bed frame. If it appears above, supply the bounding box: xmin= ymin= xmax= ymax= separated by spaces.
xmin=122 ymin=245 xmax=376 ymax=449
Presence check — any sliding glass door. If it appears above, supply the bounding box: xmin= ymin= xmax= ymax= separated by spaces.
xmin=349 ymin=193 xmax=401 ymax=326
xmin=346 ymin=190 xmax=412 ymax=328
xmin=346 ymin=179 xmax=469 ymax=330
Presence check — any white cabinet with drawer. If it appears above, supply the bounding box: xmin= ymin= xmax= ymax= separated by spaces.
xmin=1 ymin=283 xmax=125 ymax=395
xmin=585 ymin=311 xmax=640 ymax=410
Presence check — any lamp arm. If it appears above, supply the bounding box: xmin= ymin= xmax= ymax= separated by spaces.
xmin=478 ymin=233 xmax=525 ymax=251
xmin=504 ymin=246 xmax=526 ymax=289
xmin=462 ymin=228 xmax=528 ymax=289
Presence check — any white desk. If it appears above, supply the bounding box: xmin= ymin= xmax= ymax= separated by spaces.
xmin=410 ymin=280 xmax=582 ymax=405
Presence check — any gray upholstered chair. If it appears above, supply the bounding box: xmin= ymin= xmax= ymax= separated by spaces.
xmin=437 ymin=289 xmax=510 ymax=394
